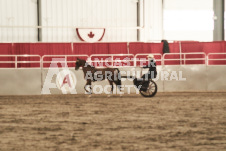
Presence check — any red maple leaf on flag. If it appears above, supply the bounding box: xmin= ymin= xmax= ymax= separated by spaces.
xmin=88 ymin=31 xmax=95 ymax=38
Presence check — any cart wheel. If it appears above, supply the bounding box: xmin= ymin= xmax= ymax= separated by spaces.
xmin=139 ymin=80 xmax=157 ymax=97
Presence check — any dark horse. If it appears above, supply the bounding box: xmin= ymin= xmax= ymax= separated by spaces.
xmin=75 ymin=58 xmax=121 ymax=94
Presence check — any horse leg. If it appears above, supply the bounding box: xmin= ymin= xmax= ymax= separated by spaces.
xmin=108 ymin=80 xmax=114 ymax=97
xmin=113 ymin=70 xmax=122 ymax=96
xmin=113 ymin=79 xmax=121 ymax=91
xmin=113 ymin=79 xmax=122 ymax=96
xmin=84 ymin=80 xmax=92 ymax=94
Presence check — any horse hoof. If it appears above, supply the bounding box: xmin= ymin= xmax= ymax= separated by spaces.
xmin=107 ymin=94 xmax=111 ymax=98
xmin=88 ymin=95 xmax=92 ymax=98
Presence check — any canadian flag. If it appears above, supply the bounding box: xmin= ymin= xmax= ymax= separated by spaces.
xmin=76 ymin=28 xmax=105 ymax=43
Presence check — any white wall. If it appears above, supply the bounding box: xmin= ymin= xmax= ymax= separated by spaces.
xmin=144 ymin=0 xmax=163 ymax=41
xmin=0 ymin=0 xmax=163 ymax=42
xmin=41 ymin=0 xmax=138 ymax=42
xmin=163 ymin=0 xmax=214 ymax=41
xmin=0 ymin=0 xmax=38 ymax=42
xmin=0 ymin=0 xmax=215 ymax=42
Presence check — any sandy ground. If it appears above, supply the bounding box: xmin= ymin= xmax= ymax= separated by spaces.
xmin=0 ymin=93 xmax=226 ymax=151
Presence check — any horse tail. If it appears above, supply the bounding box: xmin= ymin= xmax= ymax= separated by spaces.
xmin=114 ymin=68 xmax=121 ymax=90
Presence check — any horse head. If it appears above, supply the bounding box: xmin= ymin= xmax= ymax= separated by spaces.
xmin=75 ymin=58 xmax=86 ymax=70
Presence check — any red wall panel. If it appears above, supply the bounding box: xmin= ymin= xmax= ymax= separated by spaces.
xmin=202 ymin=42 xmax=225 ymax=54
xmin=0 ymin=43 xmax=14 ymax=67
xmin=129 ymin=42 xmax=144 ymax=54
xmin=12 ymin=43 xmax=72 ymax=56
xmin=0 ymin=42 xmax=226 ymax=67
xmin=129 ymin=42 xmax=163 ymax=55
xmin=168 ymin=43 xmax=180 ymax=53
xmin=0 ymin=43 xmax=13 ymax=54
xmin=73 ymin=43 xmax=109 ymax=55
xmin=73 ymin=43 xmax=128 ymax=55
xmin=108 ymin=43 xmax=128 ymax=54
xmin=181 ymin=42 xmax=203 ymax=53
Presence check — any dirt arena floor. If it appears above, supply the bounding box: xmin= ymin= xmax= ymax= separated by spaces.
xmin=0 ymin=93 xmax=226 ymax=151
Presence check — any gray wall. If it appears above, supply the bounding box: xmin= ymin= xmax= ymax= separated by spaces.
xmin=0 ymin=65 xmax=226 ymax=95
xmin=0 ymin=69 xmax=41 ymax=95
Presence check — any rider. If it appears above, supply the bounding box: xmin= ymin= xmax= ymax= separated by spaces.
xmin=141 ymin=54 xmax=157 ymax=81
xmin=133 ymin=54 xmax=157 ymax=90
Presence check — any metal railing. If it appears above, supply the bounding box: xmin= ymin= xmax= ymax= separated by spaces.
xmin=1 ymin=52 xmax=226 ymax=69
xmin=163 ymin=52 xmax=206 ymax=65
xmin=0 ymin=55 xmax=41 ymax=68
xmin=207 ymin=53 xmax=226 ymax=65
xmin=42 ymin=55 xmax=89 ymax=68
xmin=134 ymin=53 xmax=162 ymax=66
xmin=89 ymin=54 xmax=135 ymax=67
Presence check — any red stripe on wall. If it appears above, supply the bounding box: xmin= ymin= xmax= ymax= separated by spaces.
xmin=129 ymin=42 xmax=163 ymax=55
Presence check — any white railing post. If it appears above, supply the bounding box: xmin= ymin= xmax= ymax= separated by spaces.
xmin=162 ymin=54 xmax=165 ymax=66
xmin=15 ymin=56 xmax=17 ymax=69
xmin=111 ymin=55 xmax=114 ymax=66
xmin=65 ymin=56 xmax=67 ymax=68
xmin=207 ymin=54 xmax=209 ymax=65
xmin=179 ymin=41 xmax=182 ymax=65
xmin=134 ymin=56 xmax=137 ymax=67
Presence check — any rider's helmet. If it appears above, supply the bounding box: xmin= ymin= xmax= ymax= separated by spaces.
xmin=147 ymin=54 xmax=154 ymax=60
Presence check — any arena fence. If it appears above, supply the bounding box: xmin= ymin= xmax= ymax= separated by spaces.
xmin=0 ymin=55 xmax=41 ymax=68
xmin=89 ymin=54 xmax=135 ymax=67
xmin=0 ymin=53 xmax=226 ymax=95
xmin=207 ymin=53 xmax=226 ymax=65
xmin=134 ymin=53 xmax=162 ymax=66
xmin=42 ymin=55 xmax=89 ymax=68
xmin=162 ymin=52 xmax=206 ymax=65
xmin=1 ymin=41 xmax=226 ymax=60
xmin=1 ymin=53 xmax=225 ymax=68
